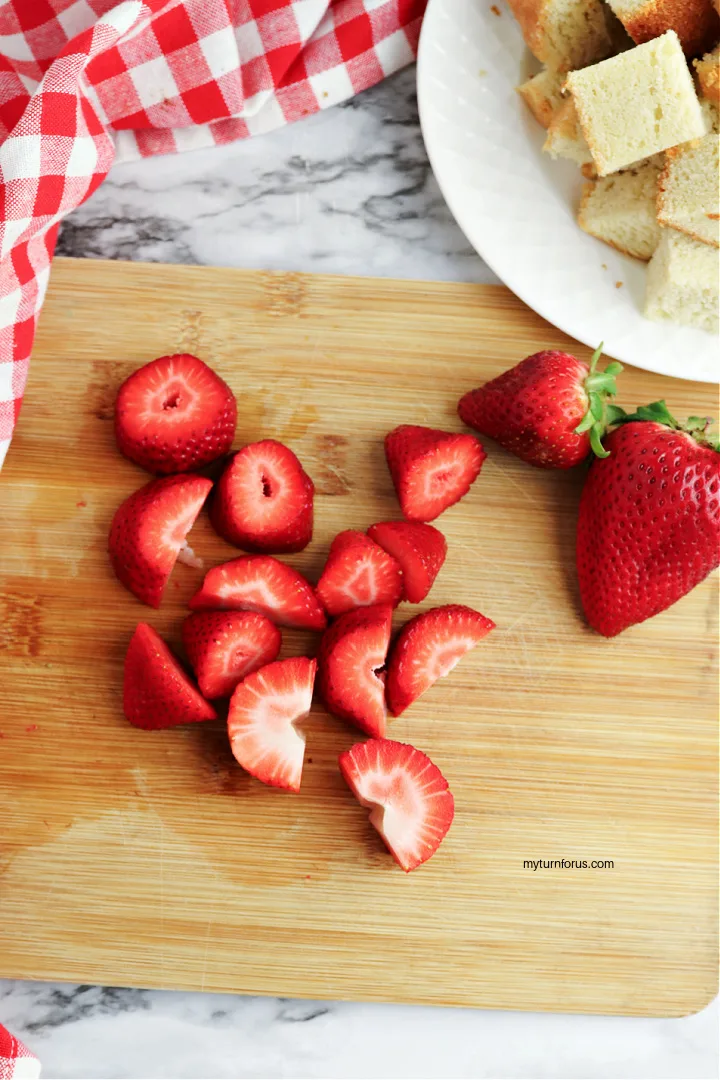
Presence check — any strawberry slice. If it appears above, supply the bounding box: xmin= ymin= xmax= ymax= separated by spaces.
xmin=384 ymin=425 xmax=486 ymax=522
xmin=182 ymin=610 xmax=281 ymax=699
xmin=227 ymin=656 xmax=317 ymax=792
xmin=188 ymin=555 xmax=327 ymax=630
xmin=109 ymin=474 xmax=212 ymax=607
xmin=115 ymin=353 xmax=237 ymax=474
xmin=367 ymin=521 xmax=447 ymax=603
xmin=211 ymin=440 xmax=314 ymax=553
xmin=386 ymin=604 xmax=495 ymax=716
xmin=318 ymin=604 xmax=392 ymax=737
xmin=339 ymin=739 xmax=455 ymax=872
xmin=316 ymin=530 xmax=402 ymax=617
xmin=124 ymin=622 xmax=216 ymax=730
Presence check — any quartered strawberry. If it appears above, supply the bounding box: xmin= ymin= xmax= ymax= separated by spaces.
xmin=188 ymin=555 xmax=327 ymax=630
xmin=115 ymin=353 xmax=237 ymax=474
xmin=317 ymin=604 xmax=392 ymax=737
xmin=577 ymin=402 xmax=720 ymax=636
xmin=386 ymin=604 xmax=495 ymax=716
xmin=458 ymin=346 xmax=622 ymax=468
xmin=316 ymin=530 xmax=402 ymax=617
xmin=384 ymin=425 xmax=486 ymax=522
xmin=227 ymin=656 xmax=317 ymax=792
xmin=339 ymin=738 xmax=455 ymax=872
xmin=108 ymin=474 xmax=212 ymax=607
xmin=211 ymin=439 xmax=314 ymax=553
xmin=367 ymin=521 xmax=447 ymax=603
xmin=124 ymin=622 xmax=216 ymax=730
xmin=182 ymin=610 xmax=281 ymax=699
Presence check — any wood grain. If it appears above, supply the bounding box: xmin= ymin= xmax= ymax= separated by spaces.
xmin=0 ymin=257 xmax=717 ymax=1016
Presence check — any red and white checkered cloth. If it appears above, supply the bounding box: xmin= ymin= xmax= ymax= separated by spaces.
xmin=0 ymin=1024 xmax=40 ymax=1080
xmin=0 ymin=0 xmax=425 ymax=469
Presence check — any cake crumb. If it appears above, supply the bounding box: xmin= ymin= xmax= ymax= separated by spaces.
xmin=601 ymin=263 xmax=608 ymax=270
xmin=490 ymin=4 xmax=501 ymax=14
xmin=615 ymin=280 xmax=624 ymax=288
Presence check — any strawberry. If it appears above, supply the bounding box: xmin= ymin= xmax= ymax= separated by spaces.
xmin=339 ymin=739 xmax=454 ymax=872
xmin=227 ymin=656 xmax=317 ymax=792
xmin=188 ymin=554 xmax=327 ymax=630
xmin=577 ymin=402 xmax=720 ymax=637
xmin=115 ymin=353 xmax=237 ymax=474
xmin=367 ymin=521 xmax=447 ymax=603
xmin=384 ymin=425 xmax=486 ymax=522
xmin=458 ymin=345 xmax=623 ymax=469
xmin=316 ymin=530 xmax=403 ymax=616
xmin=182 ymin=611 xmax=281 ymax=699
xmin=108 ymin=474 xmax=212 ymax=607
xmin=386 ymin=604 xmax=495 ymax=716
xmin=317 ymin=604 xmax=393 ymax=737
xmin=124 ymin=622 xmax=216 ymax=730
xmin=210 ymin=440 xmax=314 ymax=553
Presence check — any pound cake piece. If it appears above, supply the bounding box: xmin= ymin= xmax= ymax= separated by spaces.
xmin=517 ymin=67 xmax=565 ymax=128
xmin=543 ymin=98 xmax=593 ymax=165
xmin=700 ymin=96 xmax=720 ymax=131
xmin=657 ymin=134 xmax=720 ymax=247
xmin=566 ymin=31 xmax=707 ymax=176
xmin=578 ymin=157 xmax=664 ymax=259
xmin=645 ymin=229 xmax=719 ymax=332
xmin=694 ymin=44 xmax=720 ymax=104
xmin=605 ymin=0 xmax=720 ymax=57
xmin=506 ymin=0 xmax=615 ymax=71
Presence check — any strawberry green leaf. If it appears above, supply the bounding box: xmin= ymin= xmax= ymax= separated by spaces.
xmin=589 ymin=426 xmax=610 ymax=459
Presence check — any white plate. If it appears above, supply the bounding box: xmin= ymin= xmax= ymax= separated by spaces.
xmin=417 ymin=0 xmax=720 ymax=383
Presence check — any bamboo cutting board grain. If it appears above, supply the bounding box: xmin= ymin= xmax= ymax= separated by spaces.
xmin=0 ymin=258 xmax=717 ymax=1016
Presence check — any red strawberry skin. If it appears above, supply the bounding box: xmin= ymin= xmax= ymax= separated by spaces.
xmin=339 ymin=738 xmax=454 ymax=872
xmin=367 ymin=521 xmax=447 ymax=603
xmin=386 ymin=604 xmax=495 ymax=716
xmin=577 ymin=423 xmax=720 ymax=637
xmin=384 ymin=425 xmax=486 ymax=522
xmin=182 ymin=610 xmax=281 ymax=699
xmin=228 ymin=656 xmax=317 ymax=792
xmin=108 ymin=474 xmax=212 ymax=607
xmin=211 ymin=440 xmax=314 ymax=553
xmin=124 ymin=623 xmax=216 ymax=730
xmin=318 ymin=604 xmax=393 ymax=737
xmin=316 ymin=530 xmax=403 ymax=616
xmin=115 ymin=354 xmax=237 ymax=474
xmin=458 ymin=351 xmax=592 ymax=469
xmin=189 ymin=555 xmax=327 ymax=630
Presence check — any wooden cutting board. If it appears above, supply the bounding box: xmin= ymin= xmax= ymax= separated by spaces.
xmin=1 ymin=257 xmax=717 ymax=1017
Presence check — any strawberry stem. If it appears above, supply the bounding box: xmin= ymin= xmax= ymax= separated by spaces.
xmin=574 ymin=343 xmax=624 ymax=458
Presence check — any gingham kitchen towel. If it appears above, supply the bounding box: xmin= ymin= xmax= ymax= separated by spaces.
xmin=0 ymin=0 xmax=426 ymax=469
xmin=0 ymin=1024 xmax=40 ymax=1080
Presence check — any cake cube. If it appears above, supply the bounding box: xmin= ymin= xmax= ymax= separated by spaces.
xmin=605 ymin=0 xmax=720 ymax=57
xmin=566 ymin=31 xmax=707 ymax=176
xmin=645 ymin=229 xmax=719 ymax=333
xmin=694 ymin=44 xmax=720 ymax=106
xmin=657 ymin=134 xmax=719 ymax=247
xmin=506 ymin=0 xmax=615 ymax=73
xmin=543 ymin=98 xmax=593 ymax=166
xmin=516 ymin=68 xmax=566 ymax=129
xmin=578 ymin=157 xmax=664 ymax=260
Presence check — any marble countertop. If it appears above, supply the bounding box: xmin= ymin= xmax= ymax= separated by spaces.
xmin=2 ymin=67 xmax=717 ymax=1080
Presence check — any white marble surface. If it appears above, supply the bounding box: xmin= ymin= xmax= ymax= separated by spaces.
xmin=2 ymin=67 xmax=717 ymax=1080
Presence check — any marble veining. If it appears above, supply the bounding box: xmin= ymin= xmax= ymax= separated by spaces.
xmin=2 ymin=64 xmax=718 ymax=1080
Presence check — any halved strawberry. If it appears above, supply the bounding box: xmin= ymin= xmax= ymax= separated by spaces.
xmin=227 ymin=656 xmax=317 ymax=792
xmin=317 ymin=604 xmax=392 ymax=737
xmin=124 ymin=622 xmax=216 ymax=730
xmin=386 ymin=604 xmax=495 ymax=716
xmin=367 ymin=521 xmax=447 ymax=603
xmin=316 ymin=530 xmax=402 ymax=617
xmin=384 ymin=425 xmax=486 ymax=522
xmin=182 ymin=610 xmax=281 ymax=699
xmin=109 ymin=474 xmax=212 ymax=607
xmin=339 ymin=739 xmax=455 ymax=872
xmin=115 ymin=353 xmax=237 ymax=474
xmin=189 ymin=555 xmax=327 ymax=630
xmin=211 ymin=440 xmax=314 ymax=553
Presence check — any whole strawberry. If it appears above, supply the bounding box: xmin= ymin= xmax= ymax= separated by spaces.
xmin=458 ymin=345 xmax=622 ymax=468
xmin=577 ymin=402 xmax=720 ymax=637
